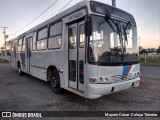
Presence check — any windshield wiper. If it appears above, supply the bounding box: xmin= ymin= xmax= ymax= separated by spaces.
xmin=104 ymin=15 xmax=122 ymax=49
xmin=105 ymin=15 xmax=131 ymax=60
xmin=104 ymin=15 xmax=117 ymax=32
xmin=123 ymin=21 xmax=131 ymax=47
xmin=123 ymin=21 xmax=131 ymax=51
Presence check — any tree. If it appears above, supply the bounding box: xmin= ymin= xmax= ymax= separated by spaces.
xmin=139 ymin=46 xmax=143 ymax=52
xmin=1 ymin=47 xmax=4 ymax=49
xmin=157 ymin=46 xmax=160 ymax=55
xmin=3 ymin=40 xmax=12 ymax=50
xmin=140 ymin=49 xmax=147 ymax=55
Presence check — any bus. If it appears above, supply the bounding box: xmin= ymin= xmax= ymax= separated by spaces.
xmin=10 ymin=0 xmax=140 ymax=99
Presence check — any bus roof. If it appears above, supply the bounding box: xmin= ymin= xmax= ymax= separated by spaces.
xmin=11 ymin=0 xmax=88 ymax=41
xmin=11 ymin=0 xmax=135 ymax=41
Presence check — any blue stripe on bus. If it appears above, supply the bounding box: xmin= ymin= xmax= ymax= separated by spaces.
xmin=22 ymin=53 xmax=25 ymax=63
xmin=123 ymin=65 xmax=130 ymax=75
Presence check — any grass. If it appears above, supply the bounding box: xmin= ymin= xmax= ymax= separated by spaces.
xmin=140 ymin=55 xmax=160 ymax=67
xmin=0 ymin=58 xmax=9 ymax=63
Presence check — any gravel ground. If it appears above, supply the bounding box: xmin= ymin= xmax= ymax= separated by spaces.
xmin=0 ymin=64 xmax=159 ymax=120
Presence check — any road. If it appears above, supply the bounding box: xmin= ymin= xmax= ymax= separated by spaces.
xmin=0 ymin=64 xmax=160 ymax=120
xmin=141 ymin=66 xmax=160 ymax=79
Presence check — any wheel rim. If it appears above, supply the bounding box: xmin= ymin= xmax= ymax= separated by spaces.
xmin=51 ymin=77 xmax=58 ymax=88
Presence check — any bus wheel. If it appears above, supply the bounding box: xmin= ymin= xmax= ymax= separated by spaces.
xmin=18 ymin=63 xmax=23 ymax=76
xmin=50 ymin=70 xmax=62 ymax=94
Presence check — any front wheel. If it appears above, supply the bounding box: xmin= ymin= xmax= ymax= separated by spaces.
xmin=49 ymin=70 xmax=62 ymax=94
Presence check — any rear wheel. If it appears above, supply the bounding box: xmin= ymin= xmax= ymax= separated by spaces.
xmin=17 ymin=63 xmax=23 ymax=76
xmin=49 ymin=70 xmax=62 ymax=94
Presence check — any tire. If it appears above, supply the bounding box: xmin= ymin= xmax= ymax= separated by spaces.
xmin=49 ymin=70 xmax=62 ymax=94
xmin=17 ymin=63 xmax=23 ymax=76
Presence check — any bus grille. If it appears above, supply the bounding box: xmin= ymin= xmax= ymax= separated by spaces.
xmin=110 ymin=73 xmax=133 ymax=82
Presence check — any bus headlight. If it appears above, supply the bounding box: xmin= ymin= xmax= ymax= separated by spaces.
xmin=137 ymin=72 xmax=140 ymax=77
xmin=89 ymin=78 xmax=97 ymax=83
xmin=104 ymin=78 xmax=108 ymax=82
xmin=99 ymin=77 xmax=103 ymax=82
xmin=135 ymin=73 xmax=137 ymax=78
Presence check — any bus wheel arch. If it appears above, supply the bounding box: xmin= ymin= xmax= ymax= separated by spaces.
xmin=47 ymin=66 xmax=63 ymax=94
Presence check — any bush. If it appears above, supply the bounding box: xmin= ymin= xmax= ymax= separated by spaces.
xmin=0 ymin=59 xmax=9 ymax=63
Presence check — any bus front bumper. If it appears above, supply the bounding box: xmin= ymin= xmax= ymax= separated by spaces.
xmin=86 ymin=77 xmax=140 ymax=99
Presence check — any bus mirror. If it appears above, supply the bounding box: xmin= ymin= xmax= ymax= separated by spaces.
xmin=85 ymin=20 xmax=92 ymax=36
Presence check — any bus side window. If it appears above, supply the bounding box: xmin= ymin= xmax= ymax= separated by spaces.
xmin=79 ymin=24 xmax=85 ymax=48
xmin=48 ymin=21 xmax=62 ymax=49
xmin=69 ymin=60 xmax=76 ymax=81
xmin=33 ymin=32 xmax=36 ymax=51
xmin=17 ymin=38 xmax=22 ymax=52
xmin=14 ymin=43 xmax=17 ymax=57
xmin=22 ymin=37 xmax=25 ymax=52
xmin=37 ymin=27 xmax=48 ymax=50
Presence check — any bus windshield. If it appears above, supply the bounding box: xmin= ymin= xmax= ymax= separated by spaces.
xmin=89 ymin=15 xmax=139 ymax=65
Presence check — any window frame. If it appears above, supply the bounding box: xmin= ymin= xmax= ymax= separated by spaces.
xmin=48 ymin=21 xmax=63 ymax=50
xmin=37 ymin=26 xmax=48 ymax=41
xmin=68 ymin=27 xmax=77 ymax=49
xmin=79 ymin=24 xmax=85 ymax=48
xmin=37 ymin=26 xmax=48 ymax=50
xmin=32 ymin=31 xmax=37 ymax=51
xmin=17 ymin=38 xmax=23 ymax=52
xmin=49 ymin=21 xmax=63 ymax=38
xmin=22 ymin=37 xmax=26 ymax=52
xmin=48 ymin=35 xmax=62 ymax=50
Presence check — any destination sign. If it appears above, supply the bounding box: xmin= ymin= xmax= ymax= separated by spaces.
xmin=66 ymin=9 xmax=86 ymax=23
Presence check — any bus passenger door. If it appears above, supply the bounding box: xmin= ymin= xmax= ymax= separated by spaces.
xmin=77 ymin=21 xmax=85 ymax=91
xmin=68 ymin=21 xmax=85 ymax=91
xmin=12 ymin=42 xmax=17 ymax=68
xmin=26 ymin=37 xmax=32 ymax=73
xmin=68 ymin=23 xmax=78 ymax=89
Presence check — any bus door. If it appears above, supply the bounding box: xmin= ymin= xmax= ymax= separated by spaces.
xmin=13 ymin=42 xmax=17 ymax=68
xmin=68 ymin=21 xmax=85 ymax=91
xmin=26 ymin=37 xmax=32 ymax=73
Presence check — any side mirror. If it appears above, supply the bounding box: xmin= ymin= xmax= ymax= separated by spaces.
xmin=85 ymin=19 xmax=92 ymax=36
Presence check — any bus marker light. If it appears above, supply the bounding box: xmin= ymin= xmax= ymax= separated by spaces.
xmin=80 ymin=72 xmax=84 ymax=75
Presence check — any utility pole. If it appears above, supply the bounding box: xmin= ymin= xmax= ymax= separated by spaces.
xmin=1 ymin=27 xmax=8 ymax=59
xmin=112 ymin=0 xmax=116 ymax=7
xmin=139 ymin=36 xmax=141 ymax=48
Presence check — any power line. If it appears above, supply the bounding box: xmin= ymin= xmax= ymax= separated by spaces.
xmin=1 ymin=0 xmax=28 ymax=25
xmin=3 ymin=0 xmax=28 ymax=24
xmin=10 ymin=0 xmax=59 ymax=36
xmin=126 ymin=0 xmax=132 ymax=11
xmin=57 ymin=0 xmax=75 ymax=14
xmin=8 ymin=0 xmax=42 ymax=31
xmin=45 ymin=0 xmax=76 ymax=20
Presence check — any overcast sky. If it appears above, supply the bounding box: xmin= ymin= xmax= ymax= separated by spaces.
xmin=0 ymin=0 xmax=160 ymax=48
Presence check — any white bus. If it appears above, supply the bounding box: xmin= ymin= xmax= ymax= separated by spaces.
xmin=10 ymin=0 xmax=140 ymax=99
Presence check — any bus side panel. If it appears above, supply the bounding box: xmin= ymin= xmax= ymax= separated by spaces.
xmin=18 ymin=52 xmax=26 ymax=72
xmin=30 ymin=50 xmax=63 ymax=82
